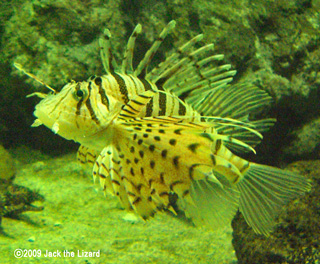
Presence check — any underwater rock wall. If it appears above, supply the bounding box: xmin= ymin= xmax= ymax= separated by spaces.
xmin=1 ymin=0 xmax=319 ymax=160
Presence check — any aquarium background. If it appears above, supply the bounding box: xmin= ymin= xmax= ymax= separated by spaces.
xmin=0 ymin=0 xmax=319 ymax=263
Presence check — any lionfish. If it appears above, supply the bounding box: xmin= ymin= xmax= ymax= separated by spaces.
xmin=16 ymin=20 xmax=310 ymax=236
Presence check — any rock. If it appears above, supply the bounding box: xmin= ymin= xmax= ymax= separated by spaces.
xmin=283 ymin=118 xmax=320 ymax=160
xmin=0 ymin=145 xmax=16 ymax=181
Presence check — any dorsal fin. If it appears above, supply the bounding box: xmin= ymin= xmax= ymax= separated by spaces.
xmin=121 ymin=24 xmax=142 ymax=74
xmin=99 ymin=28 xmax=119 ymax=73
xmin=134 ymin=21 xmax=176 ymax=78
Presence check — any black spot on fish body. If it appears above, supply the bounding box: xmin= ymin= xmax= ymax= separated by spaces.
xmin=134 ymin=158 xmax=139 ymax=164
xmin=148 ymin=179 xmax=153 ymax=187
xmin=169 ymin=139 xmax=177 ymax=146
xmin=139 ymin=150 xmax=144 ymax=158
xmin=174 ymin=129 xmax=182 ymax=135
xmin=136 ymin=184 xmax=143 ymax=192
xmin=130 ymin=146 xmax=135 ymax=153
xmin=149 ymin=145 xmax=155 ymax=152
xmin=160 ymin=172 xmax=165 ymax=183
xmin=187 ymin=143 xmax=200 ymax=153
xmin=210 ymin=154 xmax=216 ymax=166
xmin=143 ymin=134 xmax=148 ymax=138
xmin=150 ymin=160 xmax=155 ymax=169
xmin=130 ymin=167 xmax=135 ymax=176
xmin=173 ymin=156 xmax=180 ymax=168
xmin=138 ymin=139 xmax=143 ymax=145
xmin=132 ymin=197 xmax=141 ymax=205
xmin=161 ymin=149 xmax=167 ymax=158
xmin=159 ymin=129 xmax=165 ymax=134
xmin=154 ymin=136 xmax=160 ymax=141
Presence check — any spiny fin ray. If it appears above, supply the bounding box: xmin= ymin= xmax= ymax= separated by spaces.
xmin=135 ymin=21 xmax=176 ymax=78
xmin=237 ymin=163 xmax=311 ymax=236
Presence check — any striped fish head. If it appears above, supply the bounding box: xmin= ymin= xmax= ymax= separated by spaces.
xmin=33 ymin=79 xmax=123 ymax=150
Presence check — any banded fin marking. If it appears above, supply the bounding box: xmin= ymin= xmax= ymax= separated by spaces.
xmin=93 ymin=146 xmax=133 ymax=211
xmin=77 ymin=145 xmax=98 ymax=166
xmin=118 ymin=90 xmax=156 ymax=120
xmin=122 ymin=24 xmax=142 ymax=74
xmin=99 ymin=28 xmax=119 ymax=73
xmin=135 ymin=21 xmax=176 ymax=78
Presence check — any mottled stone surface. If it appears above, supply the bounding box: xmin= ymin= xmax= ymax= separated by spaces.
xmin=0 ymin=0 xmax=319 ymax=158
xmin=0 ymin=145 xmax=16 ymax=181
xmin=283 ymin=118 xmax=320 ymax=160
xmin=0 ymin=179 xmax=44 ymax=227
xmin=0 ymin=145 xmax=44 ymax=227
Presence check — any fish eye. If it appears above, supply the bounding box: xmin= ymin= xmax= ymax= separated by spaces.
xmin=76 ymin=90 xmax=84 ymax=98
xmin=73 ymin=88 xmax=87 ymax=101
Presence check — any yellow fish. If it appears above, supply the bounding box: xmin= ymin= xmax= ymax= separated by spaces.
xmin=16 ymin=21 xmax=310 ymax=236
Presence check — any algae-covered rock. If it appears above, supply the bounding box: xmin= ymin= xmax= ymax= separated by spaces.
xmin=0 ymin=0 xmax=319 ymax=162
xmin=0 ymin=145 xmax=16 ymax=181
xmin=0 ymin=146 xmax=44 ymax=228
xmin=283 ymin=118 xmax=320 ymax=160
xmin=4 ymin=0 xmax=124 ymax=89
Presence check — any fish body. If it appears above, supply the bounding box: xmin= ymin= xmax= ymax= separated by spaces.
xmin=20 ymin=21 xmax=310 ymax=236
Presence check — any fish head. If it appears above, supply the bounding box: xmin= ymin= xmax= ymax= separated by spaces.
xmin=32 ymin=79 xmax=122 ymax=150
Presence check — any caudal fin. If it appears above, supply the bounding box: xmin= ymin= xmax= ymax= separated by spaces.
xmin=237 ymin=163 xmax=311 ymax=236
